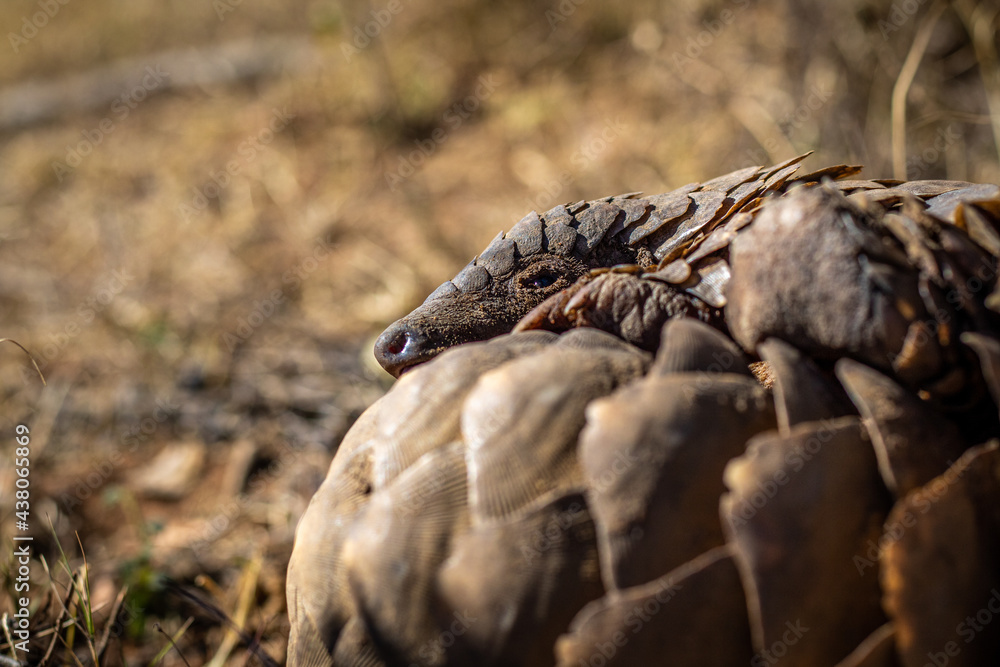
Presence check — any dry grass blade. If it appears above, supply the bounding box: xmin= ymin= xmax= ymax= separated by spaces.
xmin=0 ymin=338 xmax=45 ymax=386
xmin=38 ymin=523 xmax=103 ymax=664
xmin=726 ymin=96 xmax=798 ymax=164
xmin=74 ymin=534 xmax=96 ymax=639
xmin=891 ymin=0 xmax=948 ymax=179
xmin=149 ymin=619 xmax=194 ymax=667
xmin=45 ymin=523 xmax=93 ymax=636
xmin=954 ymin=0 xmax=1000 ymax=167
xmin=206 ymin=555 xmax=262 ymax=667
xmin=31 ymin=555 xmax=70 ymax=649
xmin=194 ymin=574 xmax=226 ymax=602
xmin=0 ymin=616 xmax=20 ymax=667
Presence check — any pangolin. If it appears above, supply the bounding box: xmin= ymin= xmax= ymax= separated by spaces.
xmin=289 ymin=157 xmax=1000 ymax=666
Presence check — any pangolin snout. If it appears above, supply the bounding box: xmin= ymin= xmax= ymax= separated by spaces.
xmin=374 ymin=319 xmax=433 ymax=378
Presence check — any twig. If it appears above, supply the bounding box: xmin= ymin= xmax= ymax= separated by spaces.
xmin=891 ymin=0 xmax=948 ymax=179
xmin=38 ymin=588 xmax=72 ymax=667
xmin=93 ymin=586 xmax=128 ymax=663
xmin=239 ymin=615 xmax=273 ymax=667
xmin=53 ymin=632 xmax=86 ymax=667
xmin=166 ymin=581 xmax=279 ymax=667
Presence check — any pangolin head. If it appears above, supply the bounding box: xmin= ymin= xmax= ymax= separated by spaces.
xmin=374 ymin=155 xmax=824 ymax=377
xmin=374 ymin=203 xmax=646 ymax=377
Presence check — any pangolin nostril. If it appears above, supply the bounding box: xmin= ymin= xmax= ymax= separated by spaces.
xmin=374 ymin=321 xmax=435 ymax=377
xmin=385 ymin=330 xmax=409 ymax=356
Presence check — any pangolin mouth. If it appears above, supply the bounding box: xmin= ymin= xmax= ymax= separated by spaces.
xmin=396 ymin=362 xmax=419 ymax=377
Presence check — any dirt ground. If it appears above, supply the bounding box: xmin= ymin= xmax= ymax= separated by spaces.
xmin=1 ymin=0 xmax=999 ymax=664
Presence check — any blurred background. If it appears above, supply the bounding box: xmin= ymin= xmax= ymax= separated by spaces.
xmin=1 ymin=0 xmax=998 ymax=664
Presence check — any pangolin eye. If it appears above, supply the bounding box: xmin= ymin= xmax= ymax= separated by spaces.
xmin=523 ymin=272 xmax=559 ymax=289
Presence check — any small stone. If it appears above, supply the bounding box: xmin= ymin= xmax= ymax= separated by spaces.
xmin=131 ymin=441 xmax=207 ymax=501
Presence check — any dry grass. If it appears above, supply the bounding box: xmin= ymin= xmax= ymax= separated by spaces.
xmin=1 ymin=0 xmax=999 ymax=664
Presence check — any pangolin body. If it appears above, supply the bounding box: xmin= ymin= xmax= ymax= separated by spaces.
xmin=290 ymin=156 xmax=1000 ymax=667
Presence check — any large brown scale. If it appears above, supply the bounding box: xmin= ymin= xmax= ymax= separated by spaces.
xmin=288 ymin=155 xmax=1000 ymax=667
